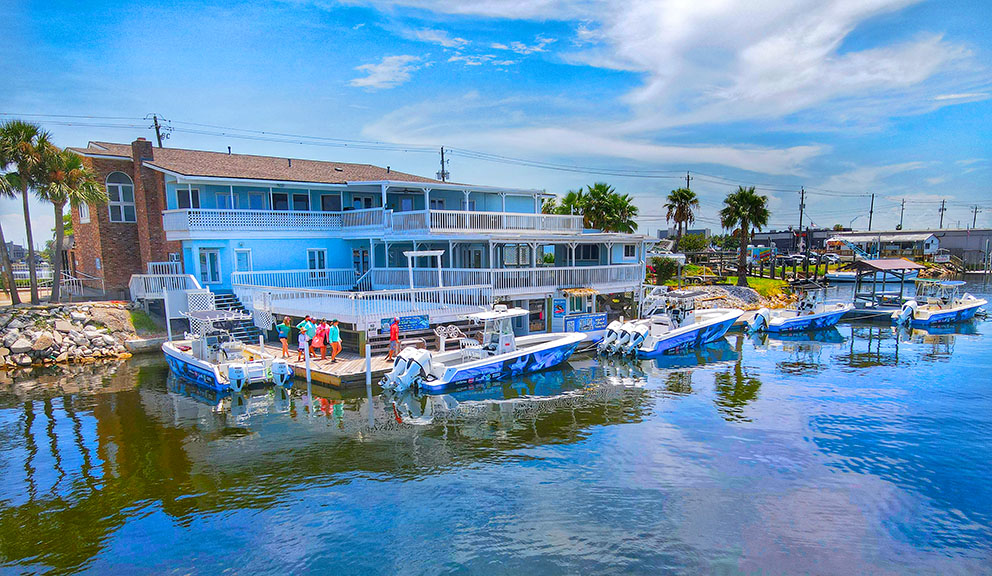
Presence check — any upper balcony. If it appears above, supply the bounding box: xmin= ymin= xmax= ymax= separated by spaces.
xmin=162 ymin=207 xmax=585 ymax=240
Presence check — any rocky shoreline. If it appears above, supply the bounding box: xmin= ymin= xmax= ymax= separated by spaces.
xmin=0 ymin=302 xmax=138 ymax=369
xmin=687 ymin=285 xmax=794 ymax=311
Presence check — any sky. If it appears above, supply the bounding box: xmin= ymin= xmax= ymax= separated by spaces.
xmin=2 ymin=0 xmax=990 ymax=247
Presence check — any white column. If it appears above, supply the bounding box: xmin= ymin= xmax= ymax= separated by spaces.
xmin=437 ymin=254 xmax=443 ymax=287
xmin=500 ymin=193 xmax=506 ymax=212
xmin=229 ymin=185 xmax=234 ymax=209
xmin=381 ymin=183 xmax=388 ymax=208
xmin=406 ymin=252 xmax=414 ymax=290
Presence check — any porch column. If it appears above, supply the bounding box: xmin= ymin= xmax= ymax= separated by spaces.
xmin=569 ymin=243 xmax=576 ymax=266
xmin=436 ymin=254 xmax=443 ymax=288
xmin=606 ymin=242 xmax=614 ymax=265
xmin=406 ymin=253 xmax=414 ymax=290
xmin=381 ymin=183 xmax=388 ymax=208
xmin=463 ymin=190 xmax=471 ymax=228
xmin=229 ymin=185 xmax=234 ymax=208
xmin=530 ymin=242 xmax=538 ymax=267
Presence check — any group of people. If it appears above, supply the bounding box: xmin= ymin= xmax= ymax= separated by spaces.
xmin=276 ymin=316 xmax=342 ymax=362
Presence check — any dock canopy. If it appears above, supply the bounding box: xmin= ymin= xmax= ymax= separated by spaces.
xmin=851 ymin=258 xmax=925 ymax=272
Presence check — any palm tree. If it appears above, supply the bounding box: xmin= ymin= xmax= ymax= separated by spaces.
xmin=664 ymin=188 xmax=700 ymax=244
xmin=0 ymin=120 xmax=50 ymax=304
xmin=582 ymin=182 xmax=639 ymax=232
xmin=35 ymin=145 xmax=105 ymax=302
xmin=557 ymin=189 xmax=586 ymax=218
xmin=719 ymin=186 xmax=770 ymax=287
xmin=541 ymin=197 xmax=559 ymax=214
xmin=0 ymin=164 xmax=20 ymax=304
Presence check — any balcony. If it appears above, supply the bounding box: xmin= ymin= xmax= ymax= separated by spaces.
xmin=163 ymin=208 xmax=585 ymax=240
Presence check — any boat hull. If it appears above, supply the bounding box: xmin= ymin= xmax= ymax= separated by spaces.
xmin=824 ymin=271 xmax=918 ymax=283
xmin=636 ymin=309 xmax=743 ymax=358
xmin=418 ymin=334 xmax=585 ymax=393
xmin=910 ymin=299 xmax=985 ymax=326
xmin=163 ymin=343 xmax=226 ymax=391
xmin=766 ymin=305 xmax=852 ymax=333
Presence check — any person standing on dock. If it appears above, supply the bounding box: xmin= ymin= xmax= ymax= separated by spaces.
xmin=277 ymin=317 xmax=292 ymax=359
xmin=386 ymin=317 xmax=400 ymax=361
xmin=296 ymin=316 xmax=316 ymax=358
xmin=328 ymin=319 xmax=342 ymax=363
xmin=314 ymin=319 xmax=329 ymax=360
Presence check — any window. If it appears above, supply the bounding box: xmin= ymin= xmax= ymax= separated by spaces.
xmin=576 ymin=245 xmax=600 ymax=261
xmin=168 ymin=252 xmax=181 ymax=262
xmin=624 ymin=244 xmax=636 ymax=258
xmin=177 ymin=188 xmax=200 ymax=209
xmin=352 ymin=195 xmax=374 ymax=210
xmin=78 ymin=203 xmax=90 ymax=223
xmin=216 ymin=193 xmax=238 ymax=209
xmin=461 ymin=199 xmax=476 ymax=211
xmin=399 ymin=197 xmax=414 ymax=212
xmin=106 ymin=172 xmax=136 ymax=223
xmin=292 ymin=193 xmax=310 ymax=211
xmin=198 ymin=249 xmax=221 ymax=284
xmin=248 ymin=193 xmax=266 ymax=210
xmin=271 ymin=192 xmax=289 ymax=210
xmin=429 ymin=198 xmax=445 ymax=210
xmin=307 ymin=248 xmax=327 ymax=270
xmin=234 ymin=249 xmax=252 ymax=272
xmin=321 ymin=194 xmax=342 ymax=211
xmin=502 ymin=244 xmax=532 ymax=267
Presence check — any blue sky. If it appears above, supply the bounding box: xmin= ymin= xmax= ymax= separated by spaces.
xmin=2 ymin=0 xmax=990 ymax=245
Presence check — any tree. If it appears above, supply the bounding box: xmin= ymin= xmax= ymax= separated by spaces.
xmin=719 ymin=186 xmax=770 ymax=287
xmin=0 ymin=120 xmax=50 ymax=304
xmin=0 ymin=164 xmax=20 ymax=304
xmin=676 ymin=232 xmax=709 ymax=253
xmin=557 ymin=189 xmax=586 ymax=218
xmin=34 ymin=145 xmax=105 ymax=302
xmin=583 ymin=182 xmax=639 ymax=233
xmin=832 ymin=223 xmax=844 ymax=231
xmin=664 ymin=187 xmax=700 ymax=244
xmin=541 ymin=197 xmax=559 ymax=214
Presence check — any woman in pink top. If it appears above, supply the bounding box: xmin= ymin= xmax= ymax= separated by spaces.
xmin=314 ymin=319 xmax=330 ymax=360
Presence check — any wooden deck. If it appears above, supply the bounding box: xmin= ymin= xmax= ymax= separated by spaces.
xmin=248 ymin=343 xmax=394 ymax=389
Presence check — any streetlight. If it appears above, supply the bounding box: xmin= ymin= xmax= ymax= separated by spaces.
xmin=849 ymin=215 xmax=864 ymax=230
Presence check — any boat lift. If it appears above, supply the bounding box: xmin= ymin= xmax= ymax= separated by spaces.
xmin=849 ymin=258 xmax=927 ymax=318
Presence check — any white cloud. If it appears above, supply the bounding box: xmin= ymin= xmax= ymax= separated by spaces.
xmin=933 ymin=92 xmax=988 ymax=101
xmin=492 ymin=35 xmax=557 ymax=55
xmin=350 ymin=55 xmax=424 ymax=90
xmin=403 ymin=27 xmax=469 ymax=48
xmin=819 ymin=161 xmax=927 ymax=193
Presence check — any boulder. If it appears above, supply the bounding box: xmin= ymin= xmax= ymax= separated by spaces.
xmin=0 ymin=347 xmax=8 ymax=357
xmin=52 ymin=331 xmax=63 ymax=346
xmin=88 ymin=307 xmax=134 ymax=334
xmin=14 ymin=354 xmax=32 ymax=366
xmin=0 ymin=314 xmax=11 ymax=327
xmin=55 ymin=320 xmax=74 ymax=333
xmin=70 ymin=311 xmax=87 ymax=322
xmin=102 ymin=335 xmax=116 ymax=347
xmin=83 ymin=330 xmax=104 ymax=340
xmin=10 ymin=338 xmax=33 ymax=355
xmin=6 ymin=319 xmax=25 ymax=330
xmin=2 ymin=331 xmax=20 ymax=348
xmin=32 ymin=333 xmax=55 ymax=352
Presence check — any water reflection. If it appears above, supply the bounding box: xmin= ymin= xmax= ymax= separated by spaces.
xmin=751 ymin=328 xmax=846 ymax=375
xmin=712 ymin=334 xmax=763 ymax=422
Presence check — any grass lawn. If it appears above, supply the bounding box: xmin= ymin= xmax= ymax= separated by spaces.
xmin=129 ymin=309 xmax=162 ymax=335
xmin=717 ymin=276 xmax=789 ymax=298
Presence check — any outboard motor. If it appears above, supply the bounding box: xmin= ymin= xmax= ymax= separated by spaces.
xmin=609 ymin=322 xmax=636 ymax=355
xmin=747 ymin=308 xmax=771 ymax=333
xmin=598 ymin=320 xmax=624 ymax=354
xmin=381 ymin=348 xmax=434 ymax=392
xmin=271 ymin=359 xmax=293 ymax=388
xmin=622 ymin=324 xmax=650 ymax=356
xmin=228 ymin=363 xmax=248 ymax=393
xmin=893 ymin=300 xmax=917 ymax=325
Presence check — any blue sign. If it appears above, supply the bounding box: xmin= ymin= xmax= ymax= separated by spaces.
xmin=552 ymin=298 xmax=567 ymax=318
xmin=564 ymin=312 xmax=608 ymax=333
xmin=381 ymin=315 xmax=430 ymax=333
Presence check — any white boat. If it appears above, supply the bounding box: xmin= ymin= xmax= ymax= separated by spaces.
xmin=892 ymin=279 xmax=987 ymax=326
xmin=598 ymin=288 xmax=743 ymax=358
xmin=824 ymin=270 xmax=918 ymax=283
xmin=380 ymin=305 xmax=586 ymax=393
xmin=162 ymin=309 xmax=291 ymax=393
xmin=748 ymin=285 xmax=852 ymax=333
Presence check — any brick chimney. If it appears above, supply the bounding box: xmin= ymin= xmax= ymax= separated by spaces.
xmin=131 ymin=137 xmax=154 ymax=161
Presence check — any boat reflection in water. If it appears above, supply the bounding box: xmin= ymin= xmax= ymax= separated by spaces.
xmin=895 ymin=321 xmax=980 ymax=362
xmin=166 ymin=374 xmax=293 ymax=423
xmin=750 ymin=327 xmax=846 ymax=375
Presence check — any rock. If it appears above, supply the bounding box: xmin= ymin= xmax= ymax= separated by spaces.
xmin=0 ymin=347 xmax=8 ymax=357
xmin=88 ymin=306 xmax=134 ymax=334
xmin=6 ymin=319 xmax=25 ymax=330
xmin=2 ymin=331 xmax=20 ymax=348
xmin=102 ymin=335 xmax=116 ymax=347
xmin=72 ymin=336 xmax=88 ymax=347
xmin=83 ymin=330 xmax=103 ymax=340
xmin=52 ymin=331 xmax=63 ymax=346
xmin=0 ymin=314 xmax=11 ymax=327
xmin=55 ymin=320 xmax=74 ymax=333
xmin=55 ymin=352 xmax=68 ymax=363
xmin=14 ymin=354 xmax=32 ymax=366
xmin=70 ymin=311 xmax=87 ymax=322
xmin=10 ymin=338 xmax=33 ymax=355
xmin=32 ymin=333 xmax=55 ymax=352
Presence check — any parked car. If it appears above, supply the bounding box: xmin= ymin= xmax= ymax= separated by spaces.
xmin=821 ymin=253 xmax=841 ymax=264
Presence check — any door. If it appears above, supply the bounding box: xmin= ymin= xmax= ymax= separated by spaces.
xmin=198 ymin=249 xmax=221 ymax=284
xmin=353 ymin=248 xmax=370 ymax=276
xmin=234 ymin=249 xmax=252 ymax=272
xmin=461 ymin=247 xmax=484 ymax=268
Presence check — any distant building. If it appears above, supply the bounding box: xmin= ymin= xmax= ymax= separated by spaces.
xmin=657 ymin=227 xmax=710 ymax=239
xmin=828 ymin=228 xmax=992 ymax=267
xmin=751 ymin=228 xmax=841 ymax=252
xmin=4 ymin=242 xmax=26 ymax=262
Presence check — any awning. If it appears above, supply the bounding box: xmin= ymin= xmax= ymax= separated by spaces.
xmin=563 ymin=287 xmax=599 ymax=297
xmin=851 ymin=258 xmax=926 ymax=272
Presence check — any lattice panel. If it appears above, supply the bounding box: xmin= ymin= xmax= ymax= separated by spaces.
xmin=253 ymin=309 xmax=275 ymax=331
xmin=187 ymin=290 xmax=216 ymax=312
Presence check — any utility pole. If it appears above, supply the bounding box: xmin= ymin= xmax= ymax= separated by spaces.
xmin=152 ymin=114 xmax=164 ymax=148
xmin=868 ymin=193 xmax=875 ymax=231
xmin=898 ymin=199 xmax=905 ymax=230
xmin=437 ymin=146 xmax=449 ymax=182
xmin=685 ymin=171 xmax=692 ymax=190
xmin=973 ymin=205 xmax=981 ymax=228
xmin=938 ymin=199 xmax=946 ymax=229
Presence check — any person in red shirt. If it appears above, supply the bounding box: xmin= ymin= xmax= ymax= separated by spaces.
xmin=386 ymin=317 xmax=400 ymax=361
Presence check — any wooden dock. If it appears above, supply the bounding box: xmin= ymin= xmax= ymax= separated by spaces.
xmin=249 ymin=343 xmax=394 ymax=389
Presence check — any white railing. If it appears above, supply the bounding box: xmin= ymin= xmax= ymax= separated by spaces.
xmin=163 ymin=207 xmax=588 ymax=236
xmin=428 ymin=210 xmax=584 ymax=233
xmin=369 ymin=264 xmax=642 ymax=293
xmin=62 ymin=270 xmax=105 ymax=297
xmin=148 ymin=261 xmax=182 ymax=274
xmin=231 ymin=268 xmax=355 ymax=291
xmin=128 ymin=274 xmax=201 ymax=300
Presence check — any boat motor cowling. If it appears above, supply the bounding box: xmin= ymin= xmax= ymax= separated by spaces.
xmin=228 ymin=363 xmax=248 ymax=393
xmin=893 ymin=300 xmax=917 ymax=325
xmin=381 ymin=348 xmax=434 ymax=392
xmin=747 ymin=308 xmax=771 ymax=333
xmin=598 ymin=320 xmax=624 ymax=354
xmin=623 ymin=324 xmax=650 ymax=355
xmin=609 ymin=322 xmax=636 ymax=355
xmin=272 ymin=359 xmax=293 ymax=388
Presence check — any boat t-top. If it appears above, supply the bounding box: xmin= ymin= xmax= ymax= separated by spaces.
xmin=380 ymin=304 xmax=586 ymax=393
xmin=162 ymin=309 xmax=291 ymax=392
xmin=748 ymin=283 xmax=852 ymax=333
xmin=598 ymin=287 xmax=743 ymax=358
xmin=892 ymin=279 xmax=987 ymax=326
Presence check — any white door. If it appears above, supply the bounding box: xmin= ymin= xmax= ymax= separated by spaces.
xmin=199 ymin=249 xmax=221 ymax=284
xmin=234 ymin=249 xmax=252 ymax=272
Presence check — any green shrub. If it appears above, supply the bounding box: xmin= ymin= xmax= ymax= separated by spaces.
xmin=129 ymin=309 xmax=160 ymax=335
xmin=651 ymin=257 xmax=680 ymax=285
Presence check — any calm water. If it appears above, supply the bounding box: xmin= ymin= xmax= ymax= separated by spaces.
xmin=1 ymin=282 xmax=991 ymax=575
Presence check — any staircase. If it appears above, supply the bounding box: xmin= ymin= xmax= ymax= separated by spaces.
xmin=212 ymin=292 xmax=265 ymax=343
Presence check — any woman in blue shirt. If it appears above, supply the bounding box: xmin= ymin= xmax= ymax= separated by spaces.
xmin=276 ymin=316 xmax=292 ymax=359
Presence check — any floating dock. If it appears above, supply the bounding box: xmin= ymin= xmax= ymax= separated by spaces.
xmin=249 ymin=343 xmax=393 ymax=389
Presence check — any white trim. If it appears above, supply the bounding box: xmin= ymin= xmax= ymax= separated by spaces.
xmin=198 ymin=248 xmax=222 ymax=285
xmin=78 ymin=203 xmax=90 ymax=223
xmin=234 ymin=248 xmax=253 ymax=272
xmin=106 ymin=171 xmax=136 ymax=223
xmin=306 ymin=248 xmax=328 ymax=270
xmin=292 ymin=192 xmax=310 ymax=211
